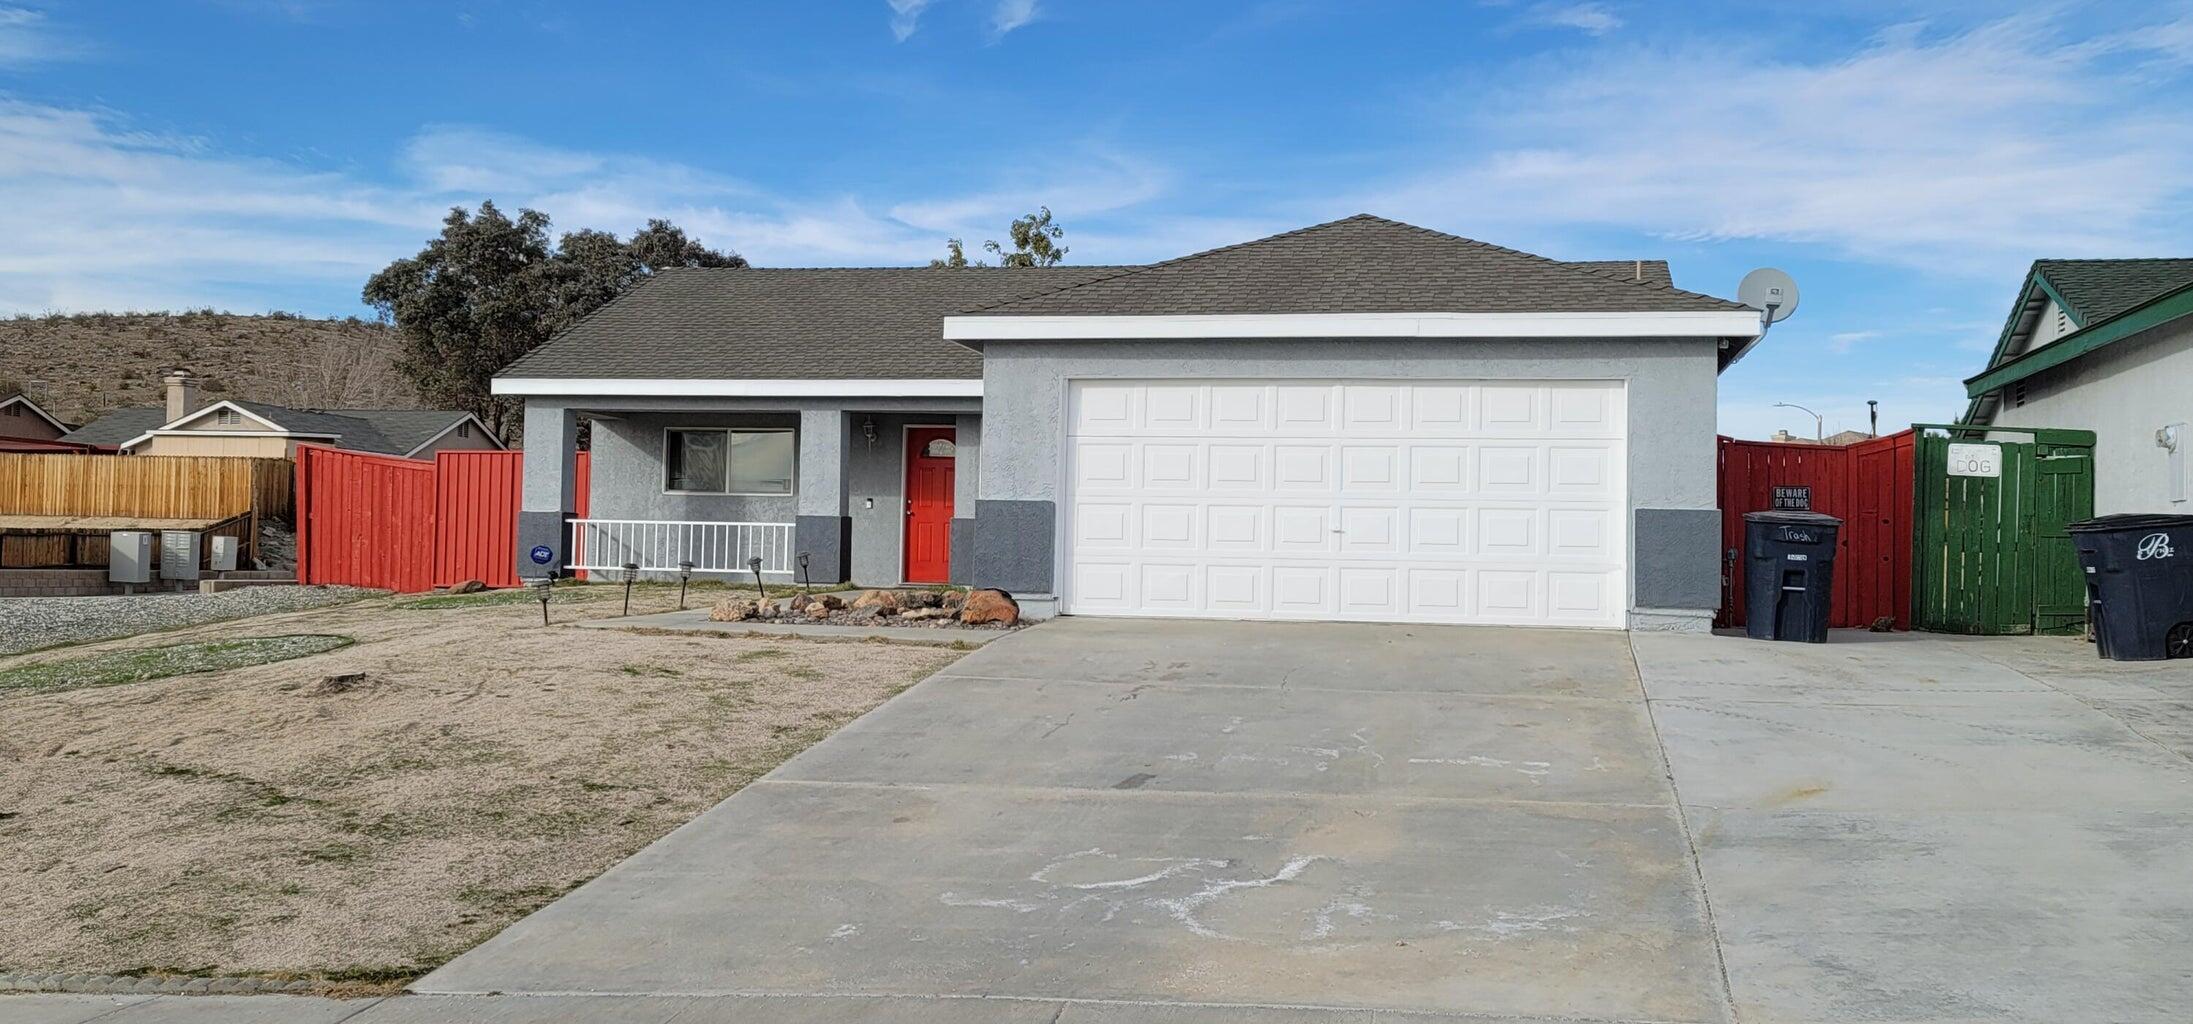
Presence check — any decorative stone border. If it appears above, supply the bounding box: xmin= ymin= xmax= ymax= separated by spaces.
xmin=0 ymin=972 xmax=320 ymax=995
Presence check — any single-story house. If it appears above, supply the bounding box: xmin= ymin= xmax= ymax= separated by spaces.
xmin=62 ymin=372 xmax=501 ymax=459
xmin=0 ymin=393 xmax=91 ymax=452
xmin=498 ymin=215 xmax=1766 ymax=630
xmin=1965 ymin=258 xmax=2193 ymax=513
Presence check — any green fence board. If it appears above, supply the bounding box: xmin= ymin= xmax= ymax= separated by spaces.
xmin=1910 ymin=425 xmax=2094 ymax=635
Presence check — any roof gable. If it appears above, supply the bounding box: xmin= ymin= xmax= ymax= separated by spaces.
xmin=957 ymin=215 xmax=1747 ymax=318
xmin=1966 ymin=258 xmax=2193 ymax=422
xmin=0 ymin=393 xmax=71 ymax=433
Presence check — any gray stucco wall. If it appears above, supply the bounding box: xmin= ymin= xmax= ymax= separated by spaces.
xmin=588 ymin=411 xmax=800 ymax=525
xmin=1989 ymin=318 xmax=2192 ymax=515
xmin=973 ymin=337 xmax=1723 ymax=619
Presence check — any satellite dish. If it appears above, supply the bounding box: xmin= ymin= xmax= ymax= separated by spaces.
xmin=1739 ymin=268 xmax=1800 ymax=323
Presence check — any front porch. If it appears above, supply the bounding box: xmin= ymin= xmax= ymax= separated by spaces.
xmin=518 ymin=398 xmax=981 ymax=589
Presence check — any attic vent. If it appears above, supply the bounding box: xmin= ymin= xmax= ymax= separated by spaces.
xmin=2054 ymin=308 xmax=2071 ymax=336
xmin=2013 ymin=381 xmax=2028 ymax=408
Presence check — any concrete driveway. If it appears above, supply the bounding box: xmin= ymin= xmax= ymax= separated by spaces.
xmin=398 ymin=619 xmax=2193 ymax=1024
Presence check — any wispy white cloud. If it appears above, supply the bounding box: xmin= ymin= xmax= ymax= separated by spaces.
xmin=0 ymin=5 xmax=82 ymax=66
xmin=1362 ymin=14 xmax=2193 ymax=279
xmin=887 ymin=0 xmax=932 ymax=41
xmin=1526 ymin=2 xmax=1621 ymax=36
xmin=0 ymin=99 xmax=1182 ymax=313
xmin=1827 ymin=330 xmax=1882 ymax=354
xmin=992 ymin=0 xmax=1041 ymax=37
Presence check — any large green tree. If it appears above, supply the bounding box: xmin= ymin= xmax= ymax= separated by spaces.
xmin=364 ymin=203 xmax=742 ymax=439
xmin=929 ymin=207 xmax=1069 ymax=268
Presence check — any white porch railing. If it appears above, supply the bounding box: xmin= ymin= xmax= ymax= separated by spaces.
xmin=568 ymin=519 xmax=796 ymax=574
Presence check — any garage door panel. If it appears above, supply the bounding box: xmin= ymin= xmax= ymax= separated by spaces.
xmin=1207 ymin=444 xmax=1267 ymax=490
xmin=1072 ymin=384 xmax=1138 ymax=434
xmin=1209 ymin=386 xmax=1269 ymax=431
xmin=1273 ymin=445 xmax=1335 ymax=493
xmin=1064 ymin=380 xmax=1625 ymax=628
xmin=1275 ymin=386 xmax=1338 ymax=432
xmin=1272 ymin=506 xmax=1336 ymax=552
xmin=1143 ymin=385 xmax=1203 ymax=431
xmin=1205 ymin=505 xmax=1265 ymax=551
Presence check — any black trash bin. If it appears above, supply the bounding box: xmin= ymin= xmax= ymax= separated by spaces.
xmin=2066 ymin=514 xmax=2193 ymax=661
xmin=1743 ymin=510 xmax=1842 ymax=643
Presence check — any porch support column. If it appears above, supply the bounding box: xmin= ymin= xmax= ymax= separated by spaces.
xmin=950 ymin=413 xmax=980 ymax=585
xmin=516 ymin=400 xmax=579 ymax=580
xmin=795 ymin=408 xmax=852 ymax=583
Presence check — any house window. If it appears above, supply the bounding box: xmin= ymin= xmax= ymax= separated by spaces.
xmin=456 ymin=421 xmax=471 ymax=439
xmin=2 ymin=404 xmax=19 ymax=417
xmin=215 ymin=408 xmax=242 ymax=425
xmin=665 ymin=428 xmax=795 ymax=494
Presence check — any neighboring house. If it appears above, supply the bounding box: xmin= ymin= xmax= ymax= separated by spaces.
xmin=499 ymin=215 xmax=1765 ymax=630
xmin=1768 ymin=428 xmax=1875 ymax=446
xmin=0 ymin=393 xmax=90 ymax=452
xmin=61 ymin=372 xmax=501 ymax=459
xmin=1965 ymin=258 xmax=2193 ymax=514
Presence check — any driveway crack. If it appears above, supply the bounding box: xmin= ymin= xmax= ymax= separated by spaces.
xmin=1630 ymin=634 xmax=1742 ymax=1024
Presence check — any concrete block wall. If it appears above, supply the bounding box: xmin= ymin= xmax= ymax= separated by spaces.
xmin=0 ymin=569 xmax=122 ymax=597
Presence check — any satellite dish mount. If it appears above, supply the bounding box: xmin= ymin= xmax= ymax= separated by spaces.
xmin=1738 ymin=268 xmax=1800 ymax=336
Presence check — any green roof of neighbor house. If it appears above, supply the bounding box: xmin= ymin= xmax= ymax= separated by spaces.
xmin=1965 ymin=258 xmax=2193 ymax=420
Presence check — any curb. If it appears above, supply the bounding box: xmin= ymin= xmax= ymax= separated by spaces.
xmin=0 ymin=973 xmax=319 ymax=996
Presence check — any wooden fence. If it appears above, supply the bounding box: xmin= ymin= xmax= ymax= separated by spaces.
xmin=0 ymin=454 xmax=293 ymax=521
xmin=1717 ymin=430 xmax=1916 ymax=630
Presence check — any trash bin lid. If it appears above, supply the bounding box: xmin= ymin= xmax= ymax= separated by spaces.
xmin=1742 ymin=510 xmax=1844 ymax=526
xmin=2066 ymin=513 xmax=2193 ymax=533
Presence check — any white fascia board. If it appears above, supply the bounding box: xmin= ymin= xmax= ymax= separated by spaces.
xmin=491 ymin=377 xmax=985 ymax=398
xmin=943 ymin=310 xmax=1766 ymax=342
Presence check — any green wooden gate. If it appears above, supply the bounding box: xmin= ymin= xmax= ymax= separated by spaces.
xmin=1911 ymin=424 xmax=2095 ymax=635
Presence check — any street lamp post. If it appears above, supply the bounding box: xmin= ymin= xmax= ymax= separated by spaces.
xmin=1774 ymin=402 xmax=1824 ymax=442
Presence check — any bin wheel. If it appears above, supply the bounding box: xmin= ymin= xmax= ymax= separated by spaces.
xmin=2170 ymin=623 xmax=2193 ymax=660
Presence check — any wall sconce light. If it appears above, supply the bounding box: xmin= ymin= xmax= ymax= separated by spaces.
xmin=861 ymin=417 xmax=878 ymax=447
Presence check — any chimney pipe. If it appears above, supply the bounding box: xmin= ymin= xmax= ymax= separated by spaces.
xmin=163 ymin=370 xmax=200 ymax=424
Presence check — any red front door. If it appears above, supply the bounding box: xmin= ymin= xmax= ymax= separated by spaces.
xmin=903 ymin=427 xmax=956 ymax=583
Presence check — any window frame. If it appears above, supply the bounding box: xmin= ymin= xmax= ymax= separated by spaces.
xmin=661 ymin=426 xmax=798 ymax=496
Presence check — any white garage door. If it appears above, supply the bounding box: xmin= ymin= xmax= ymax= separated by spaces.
xmin=1063 ymin=379 xmax=1627 ymax=627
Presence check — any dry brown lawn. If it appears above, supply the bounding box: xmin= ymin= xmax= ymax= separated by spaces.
xmin=0 ymin=585 xmax=966 ymax=989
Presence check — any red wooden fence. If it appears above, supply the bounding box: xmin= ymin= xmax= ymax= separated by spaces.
xmin=1717 ymin=430 xmax=1915 ymax=630
xmin=297 ymin=445 xmax=589 ymax=592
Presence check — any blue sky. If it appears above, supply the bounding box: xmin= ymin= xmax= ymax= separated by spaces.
xmin=2 ymin=1 xmax=2189 ymax=439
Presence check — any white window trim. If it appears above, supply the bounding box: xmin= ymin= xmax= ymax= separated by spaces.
xmin=662 ymin=426 xmax=798 ymax=497
xmin=494 ymin=377 xmax=983 ymax=397
xmin=943 ymin=310 xmax=1765 ymax=342
xmin=162 ymin=400 xmax=288 ymax=433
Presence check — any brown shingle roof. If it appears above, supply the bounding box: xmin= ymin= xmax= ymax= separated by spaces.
xmin=957 ymin=215 xmax=1744 ymax=317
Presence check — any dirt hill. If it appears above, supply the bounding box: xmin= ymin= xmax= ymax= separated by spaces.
xmin=0 ymin=311 xmax=418 ymax=426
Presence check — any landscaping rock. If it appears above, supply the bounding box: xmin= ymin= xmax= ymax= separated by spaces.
xmin=306 ymin=672 xmax=372 ymax=696
xmin=849 ymin=590 xmax=903 ymax=614
xmin=448 ymin=579 xmax=488 ymax=595
xmin=909 ymin=590 xmax=944 ymax=609
xmin=941 ymin=590 xmax=967 ymax=611
xmin=709 ymin=598 xmax=759 ymax=622
xmin=900 ymin=607 xmax=954 ymax=621
xmin=788 ymin=593 xmax=814 ymax=612
xmin=959 ymin=589 xmax=1019 ymax=626
xmin=817 ymin=593 xmax=848 ymax=611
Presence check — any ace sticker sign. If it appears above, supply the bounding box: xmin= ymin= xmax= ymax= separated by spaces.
xmin=1947 ymin=443 xmax=2002 ymax=478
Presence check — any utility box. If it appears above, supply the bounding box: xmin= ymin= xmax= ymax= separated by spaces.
xmin=109 ymin=531 xmax=155 ymax=584
xmin=1742 ymin=511 xmax=1843 ymax=643
xmin=208 ymin=535 xmax=241 ymax=572
xmin=159 ymin=530 xmax=202 ymax=581
xmin=2067 ymin=514 xmax=2193 ymax=660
